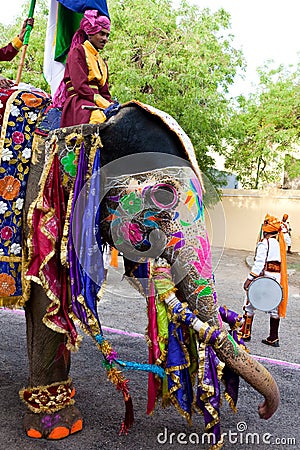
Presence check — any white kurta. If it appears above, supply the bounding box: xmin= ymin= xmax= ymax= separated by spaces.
xmin=245 ymin=237 xmax=281 ymax=317
xmin=281 ymin=222 xmax=292 ymax=247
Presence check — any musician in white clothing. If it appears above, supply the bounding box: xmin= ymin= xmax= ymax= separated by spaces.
xmin=281 ymin=213 xmax=292 ymax=254
xmin=240 ymin=214 xmax=288 ymax=347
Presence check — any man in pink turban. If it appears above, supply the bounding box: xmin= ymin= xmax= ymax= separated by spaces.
xmin=54 ymin=10 xmax=120 ymax=126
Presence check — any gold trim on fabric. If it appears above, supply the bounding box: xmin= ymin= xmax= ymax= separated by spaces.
xmin=196 ymin=341 xmax=225 ymax=434
xmin=210 ymin=437 xmax=225 ymax=450
xmin=0 ymin=295 xmax=25 ymax=308
xmin=0 ymin=90 xmax=20 ymax=161
xmin=169 ymin=396 xmax=192 ymax=425
xmin=224 ymin=391 xmax=237 ymax=413
xmin=97 ymin=279 xmax=107 ymax=301
xmin=60 ymin=132 xmax=83 ymax=266
xmin=89 ymin=133 xmax=103 ymax=175
xmin=70 ymin=294 xmax=101 ymax=337
xmin=123 ymin=259 xmax=151 ymax=299
xmin=25 ymin=138 xmax=81 ymax=352
xmin=19 ymin=377 xmax=74 ymax=413
xmin=0 ymin=256 xmax=22 ymax=262
xmin=61 ymin=181 xmax=75 ymax=267
xmin=157 ymin=287 xmax=177 ymax=301
xmin=31 ymin=134 xmax=46 ymax=165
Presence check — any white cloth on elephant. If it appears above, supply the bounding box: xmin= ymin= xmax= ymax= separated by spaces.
xmin=244 ymin=237 xmax=281 ymax=318
xmin=103 ymin=245 xmax=111 ymax=269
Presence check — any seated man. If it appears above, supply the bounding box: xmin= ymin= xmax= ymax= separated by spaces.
xmin=0 ymin=18 xmax=34 ymax=89
xmin=52 ymin=9 xmax=120 ymax=127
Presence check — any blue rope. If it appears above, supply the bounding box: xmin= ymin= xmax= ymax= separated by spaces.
xmin=116 ymin=359 xmax=166 ymax=378
xmin=95 ymin=333 xmax=105 ymax=344
xmin=95 ymin=334 xmax=166 ymax=378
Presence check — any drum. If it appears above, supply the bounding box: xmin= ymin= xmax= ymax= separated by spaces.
xmin=247 ymin=276 xmax=282 ymax=311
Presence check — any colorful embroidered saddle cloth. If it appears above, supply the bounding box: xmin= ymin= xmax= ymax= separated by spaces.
xmin=0 ymin=87 xmax=51 ymax=308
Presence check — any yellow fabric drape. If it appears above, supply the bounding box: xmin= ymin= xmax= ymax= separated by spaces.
xmin=82 ymin=40 xmax=109 ymax=123
xmin=110 ymin=247 xmax=119 ymax=268
xmin=89 ymin=109 xmax=106 ymax=123
xmin=261 ymin=214 xmax=288 ymax=318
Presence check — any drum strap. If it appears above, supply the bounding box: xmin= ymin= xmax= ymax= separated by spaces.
xmin=262 ymin=238 xmax=281 ymax=273
xmin=261 ymin=239 xmax=270 ymax=276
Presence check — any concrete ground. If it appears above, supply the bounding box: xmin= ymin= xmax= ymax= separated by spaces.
xmin=0 ymin=248 xmax=299 ymax=449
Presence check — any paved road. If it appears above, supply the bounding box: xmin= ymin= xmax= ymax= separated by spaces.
xmin=0 ymin=248 xmax=299 ymax=449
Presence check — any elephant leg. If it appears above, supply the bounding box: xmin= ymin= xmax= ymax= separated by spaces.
xmin=21 ymin=141 xmax=82 ymax=440
xmin=25 ymin=282 xmax=70 ymax=387
xmin=20 ymin=281 xmax=83 ymax=440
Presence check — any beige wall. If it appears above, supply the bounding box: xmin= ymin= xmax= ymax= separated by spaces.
xmin=205 ymin=188 xmax=300 ymax=252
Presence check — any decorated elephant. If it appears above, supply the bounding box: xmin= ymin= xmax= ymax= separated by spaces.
xmin=0 ymin=99 xmax=279 ymax=448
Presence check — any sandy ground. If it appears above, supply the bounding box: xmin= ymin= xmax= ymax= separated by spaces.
xmin=0 ymin=248 xmax=299 ymax=450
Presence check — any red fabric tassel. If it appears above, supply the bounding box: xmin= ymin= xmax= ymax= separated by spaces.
xmin=146 ymin=282 xmax=161 ymax=415
xmin=119 ymin=394 xmax=134 ymax=435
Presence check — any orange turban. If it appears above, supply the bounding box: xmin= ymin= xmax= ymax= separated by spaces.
xmin=262 ymin=214 xmax=281 ymax=233
xmin=283 ymin=214 xmax=288 ymax=221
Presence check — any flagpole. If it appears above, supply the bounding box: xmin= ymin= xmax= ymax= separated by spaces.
xmin=15 ymin=0 xmax=36 ymax=84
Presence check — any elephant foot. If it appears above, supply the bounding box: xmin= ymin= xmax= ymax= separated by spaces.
xmin=23 ymin=406 xmax=83 ymax=440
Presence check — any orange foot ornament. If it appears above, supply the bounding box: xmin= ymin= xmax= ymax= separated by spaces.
xmin=23 ymin=405 xmax=83 ymax=439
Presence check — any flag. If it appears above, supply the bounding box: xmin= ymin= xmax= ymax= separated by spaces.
xmin=43 ymin=0 xmax=109 ymax=96
xmin=43 ymin=0 xmax=66 ymax=96
xmin=58 ymin=0 xmax=110 ymax=15
xmin=54 ymin=3 xmax=82 ymax=63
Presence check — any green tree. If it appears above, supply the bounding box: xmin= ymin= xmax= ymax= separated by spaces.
xmin=0 ymin=0 xmax=49 ymax=91
xmin=0 ymin=0 xmax=245 ymax=192
xmin=224 ymin=62 xmax=300 ymax=188
xmin=107 ymin=0 xmax=244 ymax=188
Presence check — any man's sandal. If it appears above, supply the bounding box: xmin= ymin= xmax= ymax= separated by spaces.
xmin=261 ymin=338 xmax=280 ymax=347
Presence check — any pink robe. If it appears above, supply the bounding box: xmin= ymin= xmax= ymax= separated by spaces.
xmin=0 ymin=42 xmax=19 ymax=62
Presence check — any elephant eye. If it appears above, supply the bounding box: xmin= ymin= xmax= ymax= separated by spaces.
xmin=150 ymin=183 xmax=178 ymax=209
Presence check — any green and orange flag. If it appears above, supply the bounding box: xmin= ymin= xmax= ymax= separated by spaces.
xmin=44 ymin=0 xmax=109 ymax=95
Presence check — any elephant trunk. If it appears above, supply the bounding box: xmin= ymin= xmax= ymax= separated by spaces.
xmin=164 ymin=295 xmax=280 ymax=420
xmin=214 ymin=331 xmax=280 ymax=419
xmin=169 ymin=254 xmax=280 ymax=419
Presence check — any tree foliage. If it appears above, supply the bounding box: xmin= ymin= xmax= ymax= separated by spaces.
xmin=106 ymin=0 xmax=244 ymax=187
xmin=0 ymin=0 xmax=49 ymax=91
xmin=224 ymin=62 xmax=300 ymax=189
xmin=2 ymin=2 xmax=300 ymax=192
xmin=0 ymin=0 xmax=245 ymax=191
